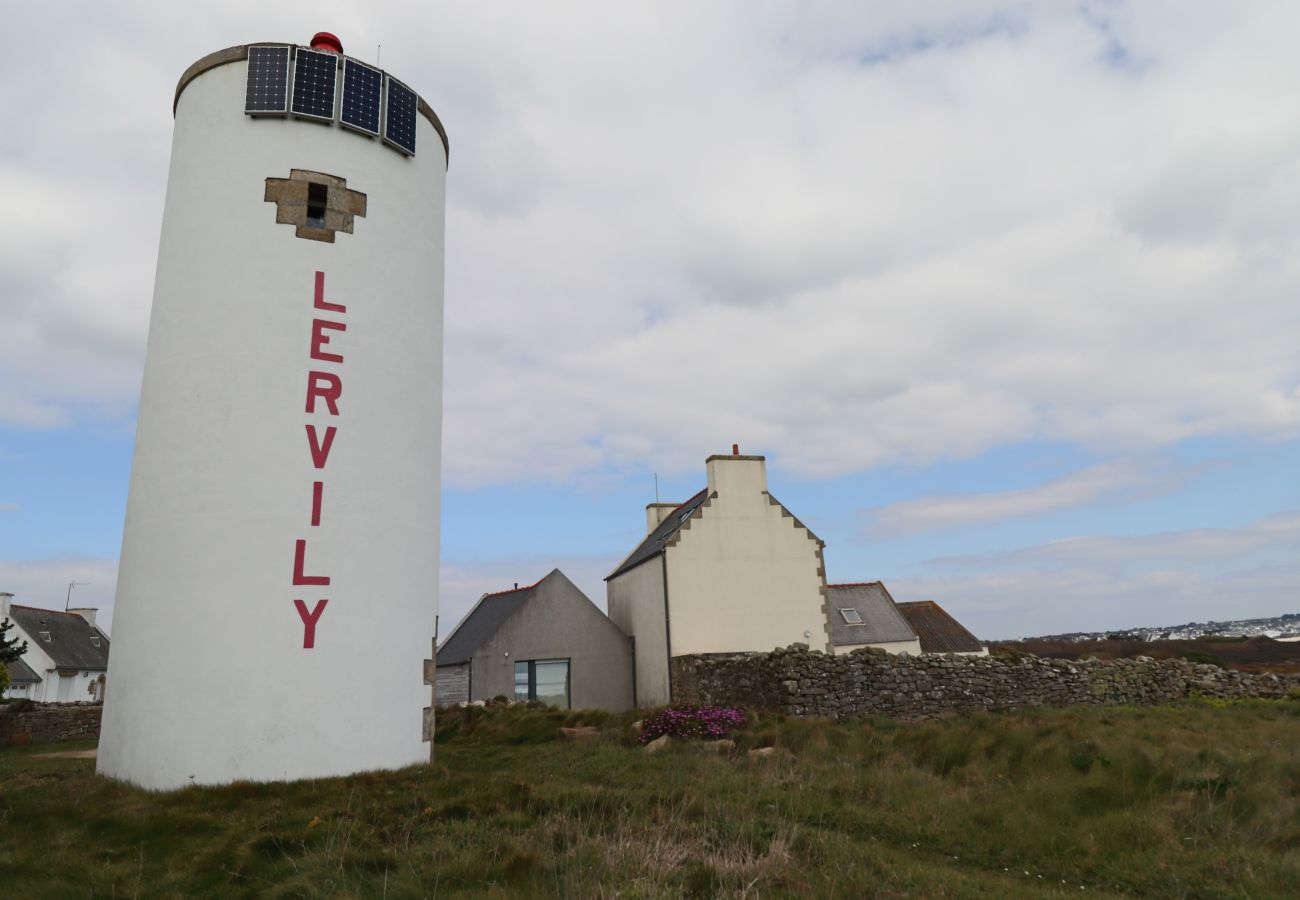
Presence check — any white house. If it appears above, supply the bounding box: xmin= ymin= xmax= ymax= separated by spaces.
xmin=607 ymin=450 xmax=832 ymax=706
xmin=1 ymin=592 xmax=109 ymax=703
xmin=606 ymin=449 xmax=986 ymax=707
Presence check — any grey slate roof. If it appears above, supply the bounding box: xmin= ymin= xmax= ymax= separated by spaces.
xmin=896 ymin=601 xmax=984 ymax=653
xmin=437 ymin=582 xmax=537 ymax=666
xmin=826 ymin=583 xmax=918 ymax=647
xmin=7 ymin=606 xmax=110 ymax=670
xmin=4 ymin=655 xmax=41 ymax=684
xmin=606 ymin=489 xmax=709 ymax=580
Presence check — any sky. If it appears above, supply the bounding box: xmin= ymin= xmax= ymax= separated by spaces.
xmin=1 ymin=2 xmax=1298 ymax=641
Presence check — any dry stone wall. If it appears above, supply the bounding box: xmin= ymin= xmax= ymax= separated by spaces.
xmin=671 ymin=646 xmax=1300 ymax=720
xmin=0 ymin=701 xmax=103 ymax=747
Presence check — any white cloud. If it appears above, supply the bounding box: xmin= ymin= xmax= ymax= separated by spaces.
xmin=891 ymin=511 xmax=1300 ymax=638
xmin=2 ymin=2 xmax=1299 ymax=487
xmin=862 ymin=458 xmax=1213 ymax=537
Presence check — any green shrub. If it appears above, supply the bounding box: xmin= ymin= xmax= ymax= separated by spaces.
xmin=0 ymin=661 xmax=8 ymax=697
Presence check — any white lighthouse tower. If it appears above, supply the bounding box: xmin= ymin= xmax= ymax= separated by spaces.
xmin=98 ymin=34 xmax=448 ymax=789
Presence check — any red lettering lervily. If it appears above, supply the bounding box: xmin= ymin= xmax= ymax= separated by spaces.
xmin=295 ymin=271 xmax=345 ymax=648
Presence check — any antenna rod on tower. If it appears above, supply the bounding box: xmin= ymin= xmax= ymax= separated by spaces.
xmin=654 ymin=473 xmax=659 ymax=504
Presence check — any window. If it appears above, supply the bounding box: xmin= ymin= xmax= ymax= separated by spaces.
xmin=306 ymin=182 xmax=328 ymax=227
xmin=39 ymin=631 xmax=51 ymax=642
xmin=838 ymin=608 xmax=864 ymax=626
xmin=90 ymin=636 xmax=101 ymax=648
xmin=513 ymin=659 xmax=571 ymax=709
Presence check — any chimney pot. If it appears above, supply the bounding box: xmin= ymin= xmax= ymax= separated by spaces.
xmin=732 ymin=443 xmax=739 ymax=455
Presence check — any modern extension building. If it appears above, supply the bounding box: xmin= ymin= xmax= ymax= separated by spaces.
xmin=435 ymin=570 xmax=634 ymax=711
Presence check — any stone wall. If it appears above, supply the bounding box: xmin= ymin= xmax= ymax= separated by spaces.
xmin=671 ymin=646 xmax=1300 ymax=720
xmin=0 ymin=701 xmax=103 ymax=747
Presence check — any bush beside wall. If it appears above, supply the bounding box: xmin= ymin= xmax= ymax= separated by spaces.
xmin=671 ymin=646 xmax=1300 ymax=720
xmin=0 ymin=701 xmax=102 ymax=747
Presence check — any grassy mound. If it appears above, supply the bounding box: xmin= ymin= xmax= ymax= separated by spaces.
xmin=3 ymin=699 xmax=1299 ymax=896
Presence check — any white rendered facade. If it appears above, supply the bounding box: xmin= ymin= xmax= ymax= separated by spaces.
xmin=608 ymin=454 xmax=832 ymax=706
xmin=98 ymin=41 xmax=447 ymax=789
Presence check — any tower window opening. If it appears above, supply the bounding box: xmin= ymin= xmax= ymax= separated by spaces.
xmin=306 ymin=183 xmax=328 ymax=227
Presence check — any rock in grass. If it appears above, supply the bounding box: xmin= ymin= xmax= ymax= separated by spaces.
xmin=702 ymin=739 xmax=735 ymax=754
xmin=747 ymin=746 xmax=776 ymax=758
xmin=643 ymin=734 xmax=671 ymax=754
xmin=630 ymin=720 xmax=644 ymax=740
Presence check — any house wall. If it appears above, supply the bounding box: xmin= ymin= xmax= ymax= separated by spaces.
xmin=470 ymin=572 xmax=635 ymax=711
xmin=434 ymin=663 xmax=469 ymax=706
xmin=607 ymin=559 xmax=670 ymax=707
xmin=8 ymin=626 xmax=58 ymax=703
xmin=832 ymin=638 xmax=922 ymax=656
xmin=665 ymin=457 xmax=829 ymax=658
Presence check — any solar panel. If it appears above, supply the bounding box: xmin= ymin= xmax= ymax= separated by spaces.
xmin=340 ymin=58 xmax=382 ymax=136
xmin=291 ymin=48 xmax=338 ymax=121
xmin=383 ymin=76 xmax=418 ymax=155
xmin=244 ymin=46 xmax=290 ymax=115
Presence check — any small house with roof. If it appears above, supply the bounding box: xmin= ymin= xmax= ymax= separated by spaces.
xmin=434 ymin=569 xmax=634 ymax=711
xmin=1 ymin=592 xmax=110 ymax=703
xmin=897 ymin=600 xmax=987 ymax=656
xmin=826 ymin=583 xmax=922 ymax=656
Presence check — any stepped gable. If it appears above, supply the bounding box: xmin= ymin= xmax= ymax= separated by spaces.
xmin=606 ymin=488 xmax=709 ymax=579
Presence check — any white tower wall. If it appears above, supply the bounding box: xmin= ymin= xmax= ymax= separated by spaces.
xmin=98 ymin=44 xmax=446 ymax=789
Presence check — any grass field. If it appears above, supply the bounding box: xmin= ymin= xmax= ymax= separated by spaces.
xmin=3 ymin=700 xmax=1300 ymax=898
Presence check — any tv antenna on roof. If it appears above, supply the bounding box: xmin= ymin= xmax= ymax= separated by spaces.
xmin=65 ymin=580 xmax=87 ymax=611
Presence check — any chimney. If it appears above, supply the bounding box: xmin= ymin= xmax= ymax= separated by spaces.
xmin=705 ymin=447 xmax=767 ymax=501
xmin=645 ymin=502 xmax=681 ymax=533
xmin=0 ymin=592 xmax=11 ymax=617
xmin=70 ymin=607 xmax=98 ymax=628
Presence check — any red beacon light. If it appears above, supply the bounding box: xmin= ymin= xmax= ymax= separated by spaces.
xmin=310 ymin=32 xmax=343 ymax=54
